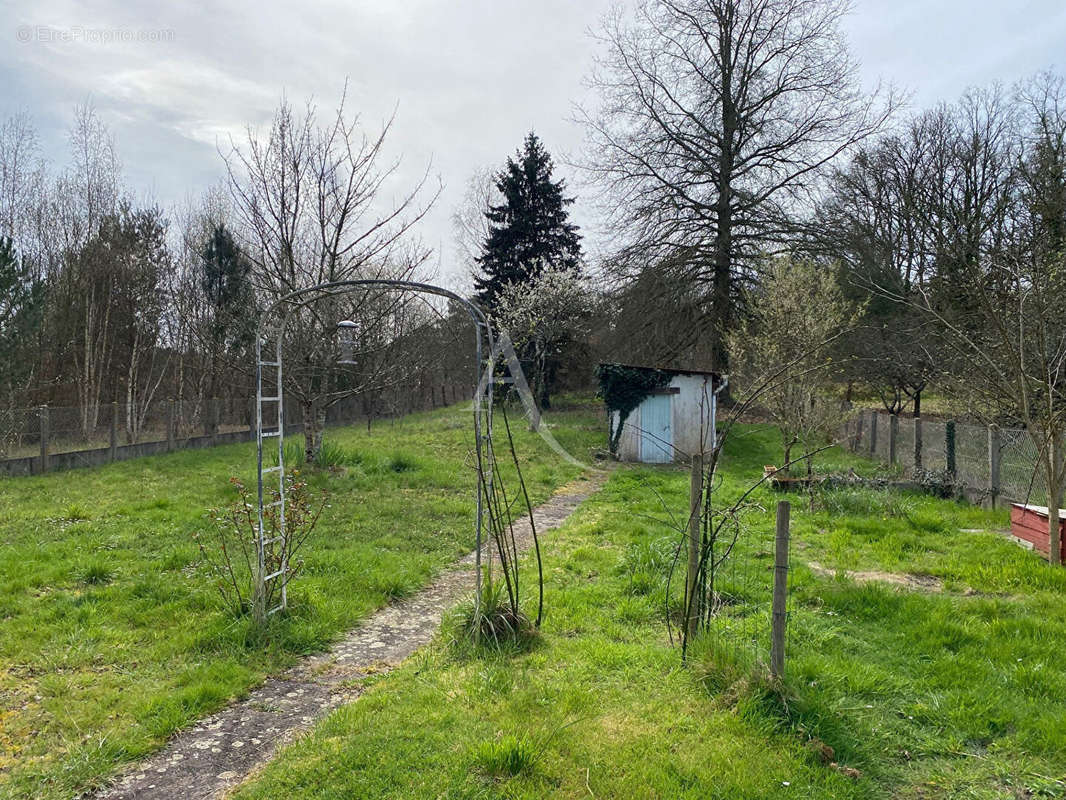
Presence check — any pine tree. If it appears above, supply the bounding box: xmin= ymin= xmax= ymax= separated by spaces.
xmin=474 ymin=132 xmax=582 ymax=310
xmin=0 ymin=237 xmax=44 ymax=399
xmin=199 ymin=224 xmax=255 ymax=433
xmin=200 ymin=223 xmax=255 ymax=352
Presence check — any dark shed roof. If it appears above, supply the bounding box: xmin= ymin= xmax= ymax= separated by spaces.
xmin=597 ymin=362 xmax=723 ymax=382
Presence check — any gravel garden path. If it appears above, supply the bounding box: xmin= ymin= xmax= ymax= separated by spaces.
xmin=90 ymin=470 xmax=607 ymax=800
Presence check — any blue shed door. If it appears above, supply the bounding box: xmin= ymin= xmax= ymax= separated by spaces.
xmin=641 ymin=394 xmax=672 ymax=463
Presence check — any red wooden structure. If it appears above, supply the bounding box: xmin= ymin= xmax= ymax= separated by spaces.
xmin=1009 ymin=504 xmax=1066 ymax=564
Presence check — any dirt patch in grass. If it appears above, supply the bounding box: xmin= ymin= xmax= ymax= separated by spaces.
xmin=807 ymin=561 xmax=944 ymax=592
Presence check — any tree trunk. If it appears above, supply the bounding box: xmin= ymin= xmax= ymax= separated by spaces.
xmin=712 ymin=10 xmax=736 ymax=381
xmin=1048 ymin=430 xmax=1063 ymax=566
xmin=302 ymin=398 xmax=316 ymax=463
xmin=314 ymin=404 xmax=327 ymax=458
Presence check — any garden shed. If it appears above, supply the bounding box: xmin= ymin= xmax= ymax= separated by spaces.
xmin=597 ymin=363 xmax=725 ymax=463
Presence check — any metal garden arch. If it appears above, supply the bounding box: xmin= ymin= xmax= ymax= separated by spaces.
xmin=252 ymin=279 xmax=499 ymax=621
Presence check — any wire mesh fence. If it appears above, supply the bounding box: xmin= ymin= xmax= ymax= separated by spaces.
xmin=844 ymin=409 xmax=1050 ymax=508
xmin=701 ymin=504 xmax=791 ymax=676
xmin=954 ymin=421 xmax=987 ymax=490
xmin=898 ymin=415 xmax=916 ymax=470
xmin=0 ymin=382 xmax=474 ymax=476
xmin=0 ymin=407 xmax=40 ymax=460
xmin=1000 ymin=428 xmax=1048 ymax=505
xmin=872 ymin=413 xmax=892 ymax=463
xmin=923 ymin=419 xmax=948 ymax=473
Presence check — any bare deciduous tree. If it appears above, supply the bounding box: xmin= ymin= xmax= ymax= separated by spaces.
xmin=225 ymin=88 xmax=440 ymax=461
xmin=834 ymin=71 xmax=1066 ymax=564
xmin=579 ymin=0 xmax=894 ymax=371
xmin=451 ymin=165 xmax=499 ymax=275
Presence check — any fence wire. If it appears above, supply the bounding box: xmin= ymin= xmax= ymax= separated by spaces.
xmin=923 ymin=419 xmax=948 ymax=472
xmin=0 ymin=382 xmax=472 ymax=474
xmin=704 ymin=508 xmax=787 ymax=674
xmin=898 ymin=416 xmax=916 ymax=470
xmin=955 ymin=421 xmax=989 ymax=492
xmin=846 ymin=410 xmax=1051 ymax=508
xmin=1000 ymin=428 xmax=1048 ymax=505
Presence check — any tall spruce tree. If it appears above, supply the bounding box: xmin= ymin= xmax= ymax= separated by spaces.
xmin=474 ymin=132 xmax=582 ymax=310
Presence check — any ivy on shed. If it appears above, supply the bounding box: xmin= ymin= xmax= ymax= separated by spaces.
xmin=595 ymin=363 xmax=676 ymax=455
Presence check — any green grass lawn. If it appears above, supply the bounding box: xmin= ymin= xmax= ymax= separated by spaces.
xmin=0 ymin=399 xmax=604 ymax=799
xmin=231 ymin=424 xmax=1066 ymax=799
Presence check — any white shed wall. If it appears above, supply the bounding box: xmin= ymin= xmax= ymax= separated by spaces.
xmin=610 ymin=374 xmax=716 ymax=463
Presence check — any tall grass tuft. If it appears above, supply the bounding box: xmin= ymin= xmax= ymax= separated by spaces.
xmin=454 ymin=580 xmax=537 ymax=653
xmin=80 ymin=561 xmax=114 ymax=585
xmin=473 ymin=734 xmax=537 ymax=777
xmin=313 ymin=441 xmax=351 ymax=470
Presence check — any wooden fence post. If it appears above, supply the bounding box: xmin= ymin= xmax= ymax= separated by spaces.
xmin=869 ymin=411 xmax=878 ymax=456
xmin=38 ymin=405 xmax=49 ymax=474
xmin=110 ymin=401 xmax=118 ymax=462
xmin=770 ymin=500 xmax=790 ymax=680
xmin=212 ymin=397 xmax=221 ymax=445
xmin=854 ymin=414 xmax=864 ymax=451
xmin=686 ymin=453 xmax=704 ymax=641
xmin=889 ymin=414 xmax=899 ymax=466
xmin=988 ymin=424 xmax=1001 ymax=509
xmin=914 ymin=416 xmax=923 ymax=471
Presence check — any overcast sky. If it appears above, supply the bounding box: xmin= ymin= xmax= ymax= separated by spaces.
xmin=3 ymin=0 xmax=1065 ymax=287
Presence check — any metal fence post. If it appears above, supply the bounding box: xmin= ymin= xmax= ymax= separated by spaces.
xmin=110 ymin=402 xmax=118 ymax=462
xmin=38 ymin=405 xmax=49 ymax=474
xmin=889 ymin=414 xmax=899 ymax=466
xmin=686 ymin=453 xmax=704 ymax=641
xmin=869 ymin=411 xmax=878 ymax=456
xmin=988 ymin=424 xmax=1001 ymax=508
xmin=914 ymin=415 xmax=923 ymax=471
xmin=771 ymin=500 xmax=790 ymax=680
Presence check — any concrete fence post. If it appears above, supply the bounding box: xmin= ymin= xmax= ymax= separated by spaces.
xmin=770 ymin=500 xmax=791 ymax=680
xmin=869 ymin=411 xmax=879 ymax=457
xmin=889 ymin=414 xmax=899 ymax=466
xmin=38 ymin=405 xmax=50 ymax=474
xmin=167 ymin=399 xmax=176 ymax=452
xmin=988 ymin=424 xmax=1002 ymax=509
xmin=946 ymin=420 xmax=956 ymax=478
xmin=110 ymin=402 xmax=118 ymax=462
xmin=914 ymin=416 xmax=923 ymax=471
